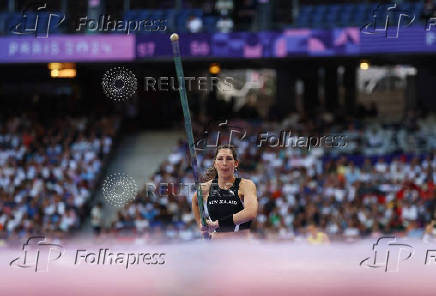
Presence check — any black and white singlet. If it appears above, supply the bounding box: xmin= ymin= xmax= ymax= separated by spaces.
xmin=206 ymin=177 xmax=252 ymax=233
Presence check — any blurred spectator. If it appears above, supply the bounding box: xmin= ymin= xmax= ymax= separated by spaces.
xmin=216 ymin=16 xmax=234 ymax=33
xmin=422 ymin=0 xmax=436 ymax=21
xmin=91 ymin=202 xmax=103 ymax=235
xmin=238 ymin=94 xmax=260 ymax=119
xmin=215 ymin=0 xmax=234 ymax=16
xmin=187 ymin=15 xmax=203 ymax=33
xmin=307 ymin=223 xmax=329 ymax=245
xmin=235 ymin=0 xmax=257 ymax=31
xmin=423 ymin=220 xmax=436 ymax=243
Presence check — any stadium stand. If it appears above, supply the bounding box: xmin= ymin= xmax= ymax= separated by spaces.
xmin=0 ymin=114 xmax=120 ymax=239
xmin=0 ymin=2 xmax=429 ymax=35
xmin=295 ymin=2 xmax=425 ymax=28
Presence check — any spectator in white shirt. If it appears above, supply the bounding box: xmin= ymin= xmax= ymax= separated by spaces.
xmin=187 ymin=15 xmax=203 ymax=33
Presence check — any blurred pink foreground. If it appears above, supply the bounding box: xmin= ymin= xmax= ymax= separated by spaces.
xmin=1 ymin=237 xmax=436 ymax=296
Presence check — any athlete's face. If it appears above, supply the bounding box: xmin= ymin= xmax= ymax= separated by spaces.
xmin=214 ymin=148 xmax=238 ymax=178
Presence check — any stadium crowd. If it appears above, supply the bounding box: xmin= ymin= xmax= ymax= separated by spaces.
xmin=0 ymin=114 xmax=120 ymax=239
xmin=109 ymin=111 xmax=436 ymax=241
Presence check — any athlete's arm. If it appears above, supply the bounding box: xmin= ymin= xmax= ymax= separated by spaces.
xmin=191 ymin=182 xmax=211 ymax=229
xmin=191 ymin=191 xmax=201 ymax=228
xmin=232 ymin=179 xmax=258 ymax=225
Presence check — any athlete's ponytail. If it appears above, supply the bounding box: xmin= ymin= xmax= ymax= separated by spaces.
xmin=202 ymin=166 xmax=218 ymax=182
xmin=202 ymin=144 xmax=238 ymax=182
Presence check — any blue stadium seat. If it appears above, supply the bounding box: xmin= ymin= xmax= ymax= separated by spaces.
xmin=191 ymin=9 xmax=203 ymax=18
xmin=401 ymin=3 xmax=412 ymax=11
xmin=311 ymin=13 xmax=324 ymax=29
xmin=356 ymin=3 xmax=369 ymax=13
xmin=296 ymin=5 xmax=312 ymax=27
xmin=0 ymin=12 xmax=9 ymax=34
xmin=299 ymin=5 xmax=313 ymax=17
xmin=296 ymin=15 xmax=310 ymax=28
xmin=415 ymin=2 xmax=424 ymax=11
xmin=203 ymin=16 xmax=217 ymax=33
xmin=342 ymin=3 xmax=356 ymax=13
xmin=124 ymin=10 xmax=138 ymax=22
xmin=5 ymin=13 xmax=26 ymax=35
xmin=150 ymin=9 xmax=165 ymax=20
xmin=126 ymin=2 xmax=428 ymax=31
xmin=166 ymin=9 xmax=177 ymax=32
xmin=328 ymin=4 xmax=341 ymax=13
xmin=338 ymin=8 xmax=352 ymax=27
xmin=325 ymin=4 xmax=340 ymax=27
xmin=413 ymin=2 xmax=424 ymax=20
xmin=139 ymin=10 xmax=152 ymax=20
xmin=175 ymin=10 xmax=191 ymax=33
